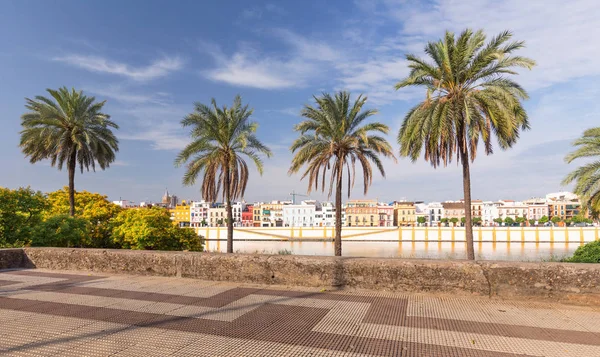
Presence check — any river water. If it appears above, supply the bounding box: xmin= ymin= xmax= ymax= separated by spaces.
xmin=204 ymin=240 xmax=582 ymax=261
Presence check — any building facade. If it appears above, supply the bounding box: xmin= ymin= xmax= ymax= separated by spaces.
xmin=427 ymin=202 xmax=444 ymax=226
xmin=393 ymin=201 xmax=416 ymax=226
xmin=471 ymin=200 xmax=483 ymax=218
xmin=378 ymin=204 xmax=394 ymax=227
xmin=190 ymin=200 xmax=210 ymax=227
xmin=112 ymin=200 xmax=135 ymax=208
xmin=523 ymin=198 xmax=549 ymax=222
xmin=170 ymin=200 xmax=191 ymax=227
xmin=482 ymin=201 xmax=500 ymax=225
xmin=345 ymin=199 xmax=379 ymax=227
xmin=208 ymin=205 xmax=226 ymax=227
xmin=442 ymin=202 xmax=465 ymax=222
xmin=241 ymin=205 xmax=253 ymax=227
xmin=283 ymin=201 xmax=316 ymax=227
xmin=497 ymin=200 xmax=528 ymax=221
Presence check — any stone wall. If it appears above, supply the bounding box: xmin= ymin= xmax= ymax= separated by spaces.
xmin=0 ymin=249 xmax=26 ymax=270
xmin=1 ymin=248 xmax=598 ymax=304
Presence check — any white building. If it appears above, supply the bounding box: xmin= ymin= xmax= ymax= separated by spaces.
xmin=207 ymin=202 xmax=245 ymax=227
xmin=283 ymin=201 xmax=317 ymax=227
xmin=426 ymin=202 xmax=444 ymax=226
xmin=112 ymin=200 xmax=135 ymax=208
xmin=319 ymin=202 xmax=336 ymax=227
xmin=482 ymin=201 xmax=500 ymax=225
xmin=208 ymin=205 xmax=226 ymax=227
xmin=524 ymin=198 xmax=549 ymax=222
xmin=190 ymin=200 xmax=210 ymax=227
xmin=497 ymin=200 xmax=528 ymax=221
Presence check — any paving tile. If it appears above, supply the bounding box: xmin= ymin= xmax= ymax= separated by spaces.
xmin=0 ymin=269 xmax=598 ymax=357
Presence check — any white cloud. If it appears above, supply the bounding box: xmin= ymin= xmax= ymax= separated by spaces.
xmin=204 ymin=52 xmax=310 ymax=89
xmin=200 ymin=33 xmax=336 ymax=89
xmin=274 ymin=29 xmax=340 ymax=62
xmin=53 ymin=55 xmax=183 ymax=81
xmin=117 ymin=105 xmax=190 ymax=151
xmin=86 ymin=85 xmax=172 ymax=105
xmin=369 ymin=0 xmax=600 ymax=91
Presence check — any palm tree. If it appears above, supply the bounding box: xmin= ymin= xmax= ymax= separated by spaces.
xmin=289 ymin=91 xmax=395 ymax=256
xmin=563 ymin=128 xmax=600 ymax=214
xmin=395 ymin=29 xmax=535 ymax=260
xmin=175 ymin=95 xmax=272 ymax=253
xmin=20 ymin=87 xmax=118 ymax=216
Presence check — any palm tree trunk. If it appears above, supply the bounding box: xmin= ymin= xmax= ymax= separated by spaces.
xmin=334 ymin=170 xmax=343 ymax=256
xmin=68 ymin=151 xmax=77 ymax=217
xmin=224 ymin=162 xmax=234 ymax=253
xmin=460 ymin=149 xmax=475 ymax=260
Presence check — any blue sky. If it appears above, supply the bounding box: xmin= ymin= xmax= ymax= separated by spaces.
xmin=1 ymin=0 xmax=599 ymax=203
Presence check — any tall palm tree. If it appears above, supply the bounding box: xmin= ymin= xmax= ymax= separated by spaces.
xmin=20 ymin=87 xmax=118 ymax=216
xmin=175 ymin=95 xmax=272 ymax=253
xmin=289 ymin=91 xmax=395 ymax=256
xmin=563 ymin=128 xmax=600 ymax=215
xmin=395 ymin=29 xmax=535 ymax=260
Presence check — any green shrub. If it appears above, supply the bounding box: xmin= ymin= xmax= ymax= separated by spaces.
xmin=31 ymin=215 xmax=89 ymax=247
xmin=111 ymin=207 xmax=203 ymax=251
xmin=566 ymin=240 xmax=600 ymax=263
xmin=0 ymin=187 xmax=48 ymax=247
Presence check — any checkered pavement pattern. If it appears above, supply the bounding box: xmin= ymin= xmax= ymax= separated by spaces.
xmin=1 ymin=269 xmax=599 ymax=356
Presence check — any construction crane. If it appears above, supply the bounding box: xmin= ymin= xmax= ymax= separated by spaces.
xmin=289 ymin=190 xmax=308 ymax=204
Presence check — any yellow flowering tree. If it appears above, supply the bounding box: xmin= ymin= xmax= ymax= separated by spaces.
xmin=45 ymin=188 xmax=121 ymax=247
xmin=111 ymin=207 xmax=203 ymax=251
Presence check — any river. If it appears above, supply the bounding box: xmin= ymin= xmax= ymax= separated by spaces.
xmin=204 ymin=240 xmax=581 ymax=261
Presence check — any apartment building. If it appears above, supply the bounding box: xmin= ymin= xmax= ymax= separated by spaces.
xmin=170 ymin=200 xmax=191 ymax=227
xmin=283 ymin=201 xmax=316 ymax=227
xmin=392 ymin=201 xmax=416 ymax=226
xmin=190 ymin=200 xmax=210 ymax=227
xmin=523 ymin=198 xmax=549 ymax=221
xmin=442 ymin=201 xmax=465 ymax=221
xmin=497 ymin=200 xmax=528 ymax=221
xmin=427 ymin=202 xmax=444 ymax=226
xmin=208 ymin=205 xmax=227 ymax=227
xmin=482 ymin=201 xmax=500 ymax=225
xmin=345 ymin=199 xmax=379 ymax=227
xmin=241 ymin=205 xmax=253 ymax=227
xmin=471 ymin=200 xmax=483 ymax=218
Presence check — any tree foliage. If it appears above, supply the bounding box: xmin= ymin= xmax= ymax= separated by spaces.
xmin=566 ymin=240 xmax=600 ymax=263
xmin=31 ymin=214 xmax=89 ymax=247
xmin=289 ymin=91 xmax=395 ymax=256
xmin=19 ymin=87 xmax=119 ymax=216
xmin=111 ymin=207 xmax=203 ymax=251
xmin=0 ymin=187 xmax=48 ymax=247
xmin=551 ymin=216 xmax=562 ymax=224
xmin=504 ymin=217 xmax=515 ymax=225
xmin=175 ymin=95 xmax=271 ymax=253
xmin=563 ymin=128 xmax=600 ymax=214
xmin=539 ymin=216 xmax=549 ymax=224
xmin=417 ymin=216 xmax=427 ymax=225
xmin=395 ymin=29 xmax=534 ymax=259
xmin=45 ymin=188 xmax=121 ymax=247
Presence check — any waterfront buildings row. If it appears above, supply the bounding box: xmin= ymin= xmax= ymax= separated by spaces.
xmin=113 ymin=190 xmax=588 ymax=228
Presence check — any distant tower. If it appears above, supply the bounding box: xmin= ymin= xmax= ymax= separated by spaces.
xmin=162 ymin=188 xmax=171 ymax=205
xmin=170 ymin=195 xmax=179 ymax=208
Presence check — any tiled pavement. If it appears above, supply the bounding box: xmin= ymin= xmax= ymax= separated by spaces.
xmin=0 ymin=269 xmax=599 ymax=356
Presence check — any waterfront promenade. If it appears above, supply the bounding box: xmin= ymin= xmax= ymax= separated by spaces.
xmin=1 ymin=269 xmax=599 ymax=356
